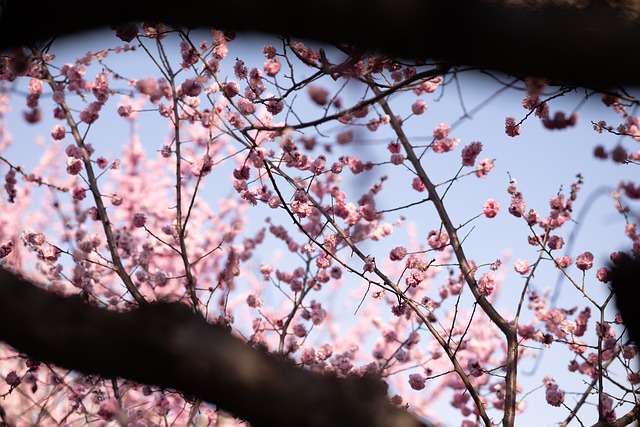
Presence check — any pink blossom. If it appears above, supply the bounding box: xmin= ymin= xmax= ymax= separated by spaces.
xmin=293 ymin=324 xmax=307 ymax=338
xmin=52 ymin=91 xmax=65 ymax=104
xmin=483 ymin=199 xmax=499 ymax=218
xmin=390 ymin=153 xmax=404 ymax=165
xmin=180 ymin=78 xmax=201 ymax=97
xmin=132 ymin=212 xmax=147 ymax=228
xmin=433 ymin=122 xmax=450 ymax=139
xmin=308 ymin=85 xmax=329 ymax=106
xmin=0 ymin=240 xmax=14 ymax=259
xmin=467 ymin=358 xmax=484 ymax=377
xmin=266 ymin=98 xmax=284 ymax=115
xmin=387 ymin=142 xmax=401 ymax=154
xmin=118 ymin=105 xmax=133 ymax=118
xmin=411 ymin=99 xmax=427 ymax=115
xmin=542 ymin=111 xmax=579 ymax=130
xmin=233 ymin=59 xmax=248 ymax=78
xmin=310 ymin=300 xmax=326 ymax=325
xmin=363 ymin=255 xmax=376 ymax=273
xmin=222 ymin=81 xmax=240 ymax=98
xmin=263 ymin=44 xmax=277 ymax=59
xmin=508 ymin=196 xmax=525 ymax=217
xmin=427 ymin=229 xmax=449 ymax=251
xmin=92 ymin=72 xmax=109 ymax=103
xmin=431 ymin=137 xmax=458 ymax=153
xmin=478 ymin=272 xmax=496 ymax=297
xmin=237 ymin=98 xmax=256 ymax=115
xmin=96 ymin=157 xmax=109 ymax=169
xmin=23 ymin=108 xmax=41 ymax=123
xmin=575 ymin=251 xmax=594 ymax=271
xmin=559 ymin=320 xmax=577 ymax=335
xmin=22 ymin=229 xmax=45 ymax=246
xmin=4 ymin=169 xmax=17 ymax=203
xmin=412 ymin=177 xmax=425 ymax=192
xmin=593 ymin=145 xmax=608 ymax=159
xmin=79 ymin=102 xmax=101 ymax=124
xmin=51 ymin=124 xmax=65 ymax=140
xmin=191 ymin=155 xmax=214 ymax=176
xmin=461 ymin=141 xmax=483 ymax=166
xmin=505 ymin=116 xmax=521 ymax=137
xmin=475 ymin=158 xmax=494 ymax=178
xmin=72 ymin=186 xmax=86 ymax=201
xmin=555 ymin=256 xmax=572 ymax=269
xmin=547 ymin=235 xmax=564 ymax=250
xmin=408 ymin=373 xmax=426 ymax=390
xmin=264 ymin=59 xmax=281 ymax=77
xmin=545 ymin=383 xmax=565 ymax=407
xmin=596 ymin=267 xmax=611 ymax=283
xmin=389 ymin=246 xmax=407 ymax=261
xmin=5 ymin=371 xmax=20 ymax=387
xmin=42 ymin=245 xmax=60 ymax=262
xmin=98 ymin=398 xmax=120 ymax=421
xmin=87 ymin=206 xmax=99 ymax=221
xmin=66 ymin=157 xmax=83 ymax=175
xmin=514 ymin=259 xmax=530 ymax=275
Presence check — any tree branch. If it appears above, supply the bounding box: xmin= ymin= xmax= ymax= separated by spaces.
xmin=1 ymin=1 xmax=640 ymax=88
xmin=0 ymin=268 xmax=429 ymax=427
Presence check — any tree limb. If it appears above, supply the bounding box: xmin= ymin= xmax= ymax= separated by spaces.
xmin=0 ymin=268 xmax=429 ymax=427
xmin=0 ymin=1 xmax=640 ymax=88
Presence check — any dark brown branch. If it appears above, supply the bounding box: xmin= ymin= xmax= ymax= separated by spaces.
xmin=611 ymin=253 xmax=640 ymax=348
xmin=0 ymin=269 xmax=428 ymax=427
xmin=1 ymin=1 xmax=640 ymax=89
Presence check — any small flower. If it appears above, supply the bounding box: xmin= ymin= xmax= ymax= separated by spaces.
xmin=505 ymin=117 xmax=521 ymax=137
xmin=433 ymin=123 xmax=450 ymax=139
xmin=476 ymin=158 xmax=494 ymax=178
xmin=411 ymin=99 xmax=427 ymax=115
xmin=132 ymin=212 xmax=146 ymax=228
xmin=0 ymin=240 xmax=13 ymax=259
xmin=408 ymin=373 xmax=426 ymax=390
xmin=66 ymin=157 xmax=83 ymax=175
xmin=514 ymin=259 xmax=530 ymax=275
xmin=555 ymin=255 xmax=573 ymax=269
xmin=72 ymin=186 xmax=86 ymax=201
xmin=483 ymin=199 xmax=499 ymax=218
xmin=461 ymin=142 xmax=483 ymax=166
xmin=545 ymin=383 xmax=565 ymax=407
xmin=96 ymin=157 xmax=109 ymax=169
xmin=246 ymin=294 xmax=262 ymax=308
xmin=308 ymin=85 xmax=329 ymax=105
xmin=560 ymin=320 xmax=577 ymax=335
xmin=596 ymin=267 xmax=611 ymax=283
xmin=5 ymin=371 xmax=20 ymax=387
xmin=547 ymin=235 xmax=564 ymax=250
xmin=412 ymin=177 xmax=425 ymax=192
xmin=575 ymin=251 xmax=594 ymax=271
xmin=427 ymin=229 xmax=449 ymax=251
xmin=389 ymin=246 xmax=407 ymax=261
xmin=478 ymin=272 xmax=496 ymax=297
xmin=87 ymin=206 xmax=99 ymax=221
xmin=97 ymin=398 xmax=120 ymax=421
xmin=51 ymin=124 xmax=65 ymax=140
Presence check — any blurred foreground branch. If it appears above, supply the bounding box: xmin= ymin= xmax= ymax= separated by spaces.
xmin=1 ymin=0 xmax=640 ymax=88
xmin=0 ymin=269 xmax=428 ymax=427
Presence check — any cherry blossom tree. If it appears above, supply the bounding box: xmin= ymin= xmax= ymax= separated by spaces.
xmin=0 ymin=22 xmax=639 ymax=427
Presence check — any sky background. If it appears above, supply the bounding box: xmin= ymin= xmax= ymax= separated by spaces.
xmin=2 ymin=28 xmax=639 ymax=426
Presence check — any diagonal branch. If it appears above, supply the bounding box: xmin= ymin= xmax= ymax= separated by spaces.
xmin=0 ymin=268 xmax=430 ymax=427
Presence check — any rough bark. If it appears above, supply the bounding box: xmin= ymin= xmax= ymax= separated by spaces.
xmin=0 ymin=0 xmax=639 ymax=89
xmin=0 ymin=269 xmax=428 ymax=427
